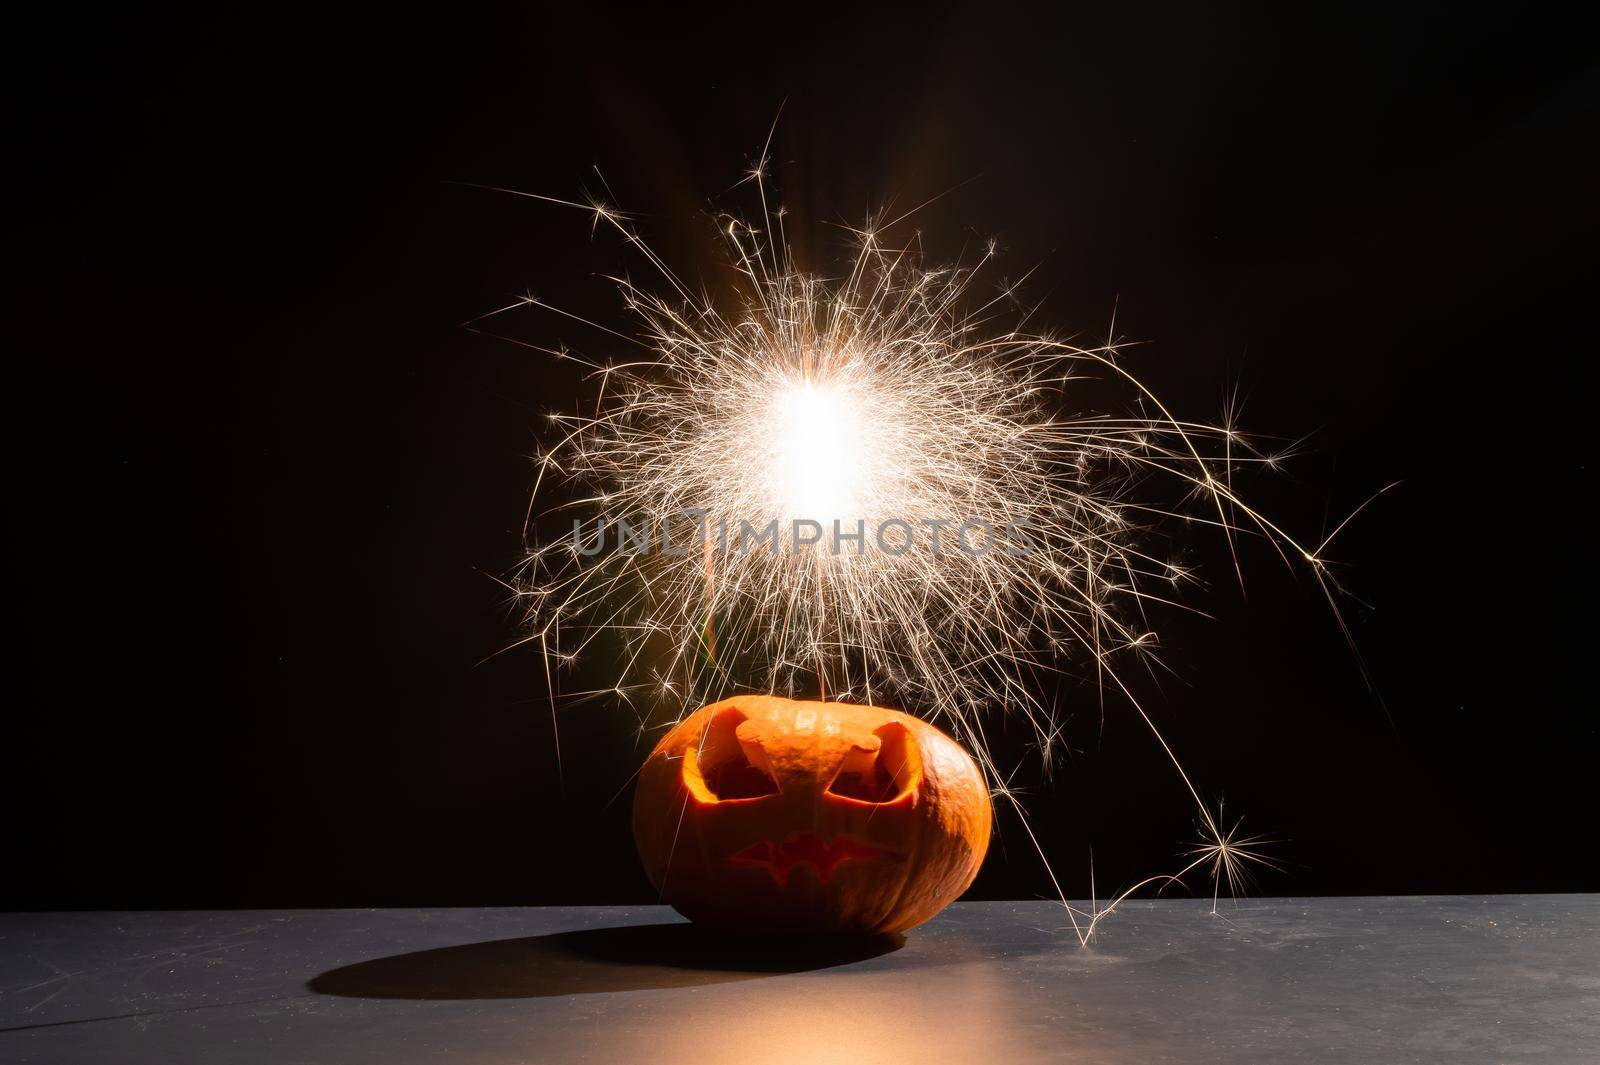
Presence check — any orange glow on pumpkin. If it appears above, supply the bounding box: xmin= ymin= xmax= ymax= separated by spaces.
xmin=633 ymin=695 xmax=992 ymax=934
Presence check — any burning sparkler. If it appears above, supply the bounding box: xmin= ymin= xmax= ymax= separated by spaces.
xmin=473 ymin=145 xmax=1376 ymax=941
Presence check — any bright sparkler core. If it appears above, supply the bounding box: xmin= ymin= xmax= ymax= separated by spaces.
xmin=770 ymin=380 xmax=868 ymax=526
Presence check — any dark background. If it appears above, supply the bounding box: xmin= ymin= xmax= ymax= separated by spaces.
xmin=8 ymin=4 xmax=1596 ymax=909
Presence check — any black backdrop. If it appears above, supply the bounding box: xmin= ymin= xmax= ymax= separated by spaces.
xmin=8 ymin=4 xmax=1596 ymax=909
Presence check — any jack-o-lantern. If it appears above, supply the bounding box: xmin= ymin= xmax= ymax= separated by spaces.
xmin=633 ymin=694 xmax=992 ymax=934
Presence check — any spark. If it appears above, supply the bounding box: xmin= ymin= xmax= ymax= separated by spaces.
xmin=477 ymin=154 xmax=1375 ymax=936
xmin=1185 ymin=807 xmax=1282 ymax=914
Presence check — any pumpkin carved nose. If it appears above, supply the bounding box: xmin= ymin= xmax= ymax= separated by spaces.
xmin=826 ymin=722 xmax=921 ymax=803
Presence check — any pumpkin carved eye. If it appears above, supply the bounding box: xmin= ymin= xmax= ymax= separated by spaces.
xmin=689 ymin=707 xmax=780 ymax=801
xmin=827 ymin=722 xmax=922 ymax=804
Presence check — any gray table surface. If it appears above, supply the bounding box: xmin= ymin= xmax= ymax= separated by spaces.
xmin=1 ymin=896 xmax=1595 ymax=1064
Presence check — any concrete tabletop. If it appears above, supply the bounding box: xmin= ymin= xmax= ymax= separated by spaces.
xmin=2 ymin=896 xmax=1596 ymax=1063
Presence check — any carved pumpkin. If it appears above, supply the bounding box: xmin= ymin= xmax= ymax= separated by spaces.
xmin=633 ymin=694 xmax=992 ymax=934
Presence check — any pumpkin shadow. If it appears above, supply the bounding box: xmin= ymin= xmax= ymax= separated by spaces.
xmin=307 ymin=922 xmax=904 ymax=1000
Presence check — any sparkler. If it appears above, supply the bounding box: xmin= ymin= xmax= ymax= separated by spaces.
xmin=474 ymin=148 xmax=1375 ymax=942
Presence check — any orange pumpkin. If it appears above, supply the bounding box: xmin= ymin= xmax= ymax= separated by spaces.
xmin=633 ymin=694 xmax=992 ymax=934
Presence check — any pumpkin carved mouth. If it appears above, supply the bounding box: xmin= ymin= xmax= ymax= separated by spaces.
xmin=727 ymin=833 xmax=902 ymax=886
